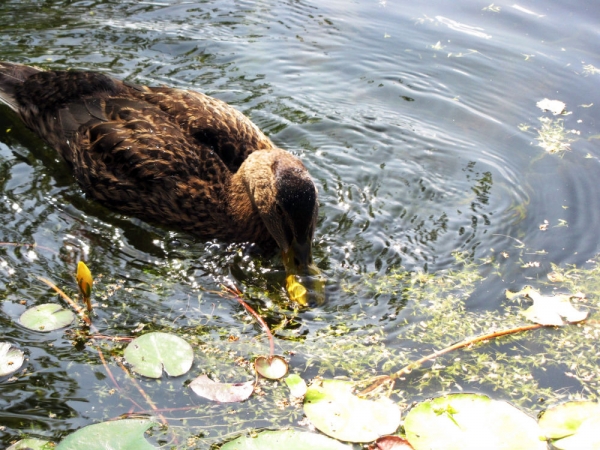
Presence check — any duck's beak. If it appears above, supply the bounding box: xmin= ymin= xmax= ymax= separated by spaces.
xmin=282 ymin=239 xmax=325 ymax=306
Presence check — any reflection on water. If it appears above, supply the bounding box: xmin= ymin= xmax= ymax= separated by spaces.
xmin=1 ymin=0 xmax=600 ymax=446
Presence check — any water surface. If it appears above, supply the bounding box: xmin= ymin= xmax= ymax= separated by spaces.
xmin=1 ymin=0 xmax=600 ymax=447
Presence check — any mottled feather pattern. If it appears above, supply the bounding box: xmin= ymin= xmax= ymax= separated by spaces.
xmin=141 ymin=88 xmax=274 ymax=171
xmin=0 ymin=62 xmax=319 ymax=255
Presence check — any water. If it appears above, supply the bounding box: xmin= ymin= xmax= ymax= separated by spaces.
xmin=1 ymin=0 xmax=599 ymax=447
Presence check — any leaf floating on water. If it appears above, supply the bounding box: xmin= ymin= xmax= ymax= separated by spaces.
xmin=0 ymin=342 xmax=25 ymax=377
xmin=303 ymin=379 xmax=401 ymax=443
xmin=552 ymin=415 xmax=600 ymax=450
xmin=190 ymin=374 xmax=254 ymax=403
xmin=506 ymin=286 xmax=588 ymax=326
xmin=19 ymin=303 xmax=75 ymax=332
xmin=285 ymin=373 xmax=308 ymax=398
xmin=222 ymin=429 xmax=352 ymax=450
xmin=538 ymin=401 xmax=600 ymax=449
xmin=369 ymin=435 xmax=415 ymax=449
xmin=254 ymin=355 xmax=288 ymax=380
xmin=124 ymin=332 xmax=193 ymax=378
xmin=56 ymin=418 xmax=158 ymax=450
xmin=404 ymin=393 xmax=545 ymax=450
xmin=537 ymin=98 xmax=566 ymax=115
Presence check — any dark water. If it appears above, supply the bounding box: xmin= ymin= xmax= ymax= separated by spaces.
xmin=1 ymin=0 xmax=599 ymax=447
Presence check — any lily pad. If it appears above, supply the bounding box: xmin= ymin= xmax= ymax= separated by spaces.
xmin=124 ymin=332 xmax=193 ymax=378
xmin=190 ymin=374 xmax=254 ymax=402
xmin=7 ymin=438 xmax=53 ymax=449
xmin=506 ymin=286 xmax=587 ymax=326
xmin=538 ymin=401 xmax=600 ymax=449
xmin=56 ymin=418 xmax=158 ymax=450
xmin=254 ymin=355 xmax=288 ymax=380
xmin=285 ymin=373 xmax=308 ymax=398
xmin=303 ymin=379 xmax=401 ymax=443
xmin=550 ymin=415 xmax=600 ymax=450
xmin=0 ymin=342 xmax=25 ymax=377
xmin=404 ymin=393 xmax=545 ymax=450
xmin=19 ymin=303 xmax=75 ymax=332
xmin=221 ymin=429 xmax=352 ymax=450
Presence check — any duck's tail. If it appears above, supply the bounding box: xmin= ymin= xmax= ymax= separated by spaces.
xmin=0 ymin=62 xmax=41 ymax=112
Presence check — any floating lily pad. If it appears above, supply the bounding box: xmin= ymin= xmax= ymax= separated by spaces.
xmin=285 ymin=373 xmax=308 ymax=398
xmin=550 ymin=415 xmax=600 ymax=450
xmin=221 ymin=429 xmax=351 ymax=450
xmin=404 ymin=393 xmax=545 ymax=450
xmin=124 ymin=332 xmax=193 ymax=378
xmin=254 ymin=355 xmax=288 ymax=380
xmin=7 ymin=438 xmax=53 ymax=450
xmin=190 ymin=374 xmax=254 ymax=403
xmin=19 ymin=303 xmax=75 ymax=332
xmin=506 ymin=286 xmax=587 ymax=326
xmin=538 ymin=401 xmax=600 ymax=449
xmin=56 ymin=418 xmax=157 ymax=450
xmin=303 ymin=379 xmax=401 ymax=443
xmin=0 ymin=342 xmax=25 ymax=377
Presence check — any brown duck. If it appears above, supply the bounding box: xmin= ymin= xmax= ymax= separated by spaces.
xmin=0 ymin=62 xmax=323 ymax=304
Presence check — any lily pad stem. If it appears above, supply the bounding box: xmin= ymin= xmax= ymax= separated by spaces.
xmin=360 ymin=323 xmax=546 ymax=396
xmin=223 ymin=285 xmax=275 ymax=357
xmin=35 ymin=275 xmax=92 ymax=326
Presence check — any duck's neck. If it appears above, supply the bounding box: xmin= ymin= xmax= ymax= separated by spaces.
xmin=226 ymin=151 xmax=279 ymax=251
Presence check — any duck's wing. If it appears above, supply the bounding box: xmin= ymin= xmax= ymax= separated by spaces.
xmin=77 ymin=99 xmax=233 ymax=234
xmin=137 ymin=87 xmax=274 ymax=172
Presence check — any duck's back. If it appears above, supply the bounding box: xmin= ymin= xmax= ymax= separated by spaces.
xmin=0 ymin=62 xmax=275 ymax=241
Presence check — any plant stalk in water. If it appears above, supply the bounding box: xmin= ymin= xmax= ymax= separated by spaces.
xmin=359 ymin=323 xmax=547 ymax=396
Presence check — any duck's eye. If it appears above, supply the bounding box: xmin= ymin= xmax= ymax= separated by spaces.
xmin=275 ymin=204 xmax=284 ymax=216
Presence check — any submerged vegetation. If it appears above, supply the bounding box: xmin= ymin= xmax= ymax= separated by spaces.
xmin=3 ymin=238 xmax=600 ymax=448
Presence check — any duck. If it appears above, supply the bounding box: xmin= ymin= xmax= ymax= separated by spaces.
xmin=0 ymin=61 xmax=323 ymax=305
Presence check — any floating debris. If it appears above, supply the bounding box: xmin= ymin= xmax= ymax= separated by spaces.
xmin=536 ymin=98 xmax=566 ymax=115
xmin=536 ymin=117 xmax=574 ymax=154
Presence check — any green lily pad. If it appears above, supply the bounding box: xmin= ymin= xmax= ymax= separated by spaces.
xmin=7 ymin=438 xmax=53 ymax=449
xmin=124 ymin=332 xmax=193 ymax=378
xmin=19 ymin=303 xmax=75 ymax=332
xmin=221 ymin=429 xmax=352 ymax=450
xmin=0 ymin=342 xmax=25 ymax=377
xmin=56 ymin=418 xmax=158 ymax=450
xmin=284 ymin=373 xmax=308 ymax=398
xmin=538 ymin=401 xmax=600 ymax=449
xmin=550 ymin=415 xmax=600 ymax=450
xmin=254 ymin=355 xmax=288 ymax=380
xmin=404 ymin=393 xmax=545 ymax=450
xmin=303 ymin=379 xmax=401 ymax=443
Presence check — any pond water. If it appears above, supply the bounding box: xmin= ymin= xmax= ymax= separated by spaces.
xmin=1 ymin=0 xmax=599 ymax=447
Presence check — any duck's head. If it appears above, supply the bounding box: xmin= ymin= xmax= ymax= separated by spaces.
xmin=234 ymin=149 xmax=324 ymax=306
